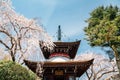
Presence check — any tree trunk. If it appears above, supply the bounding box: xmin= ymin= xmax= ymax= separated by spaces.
xmin=112 ymin=74 xmax=120 ymax=80
xmin=10 ymin=51 xmax=15 ymax=62
xmin=116 ymin=60 xmax=120 ymax=77
xmin=111 ymin=45 xmax=120 ymax=77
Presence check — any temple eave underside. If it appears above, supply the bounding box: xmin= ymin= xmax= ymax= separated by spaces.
xmin=40 ymin=40 xmax=81 ymax=59
xmin=24 ymin=59 xmax=94 ymax=77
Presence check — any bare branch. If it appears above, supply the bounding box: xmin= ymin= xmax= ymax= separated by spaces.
xmin=90 ymin=65 xmax=94 ymax=78
xmin=97 ymin=70 xmax=118 ymax=80
xmin=18 ymin=49 xmax=27 ymax=63
xmin=86 ymin=72 xmax=90 ymax=80
xmin=5 ymin=13 xmax=19 ymax=36
xmin=81 ymin=53 xmax=118 ymax=80
xmin=0 ymin=29 xmax=12 ymax=38
xmin=0 ymin=39 xmax=10 ymax=49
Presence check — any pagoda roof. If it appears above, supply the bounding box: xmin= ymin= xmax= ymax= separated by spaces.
xmin=24 ymin=59 xmax=94 ymax=77
xmin=40 ymin=40 xmax=81 ymax=59
xmin=43 ymin=59 xmax=93 ymax=67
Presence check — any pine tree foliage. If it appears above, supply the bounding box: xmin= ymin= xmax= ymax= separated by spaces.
xmin=84 ymin=5 xmax=120 ymax=77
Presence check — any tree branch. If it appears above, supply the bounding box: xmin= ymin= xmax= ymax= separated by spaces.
xmin=86 ymin=72 xmax=91 ymax=80
xmin=6 ymin=13 xmax=19 ymax=36
xmin=0 ymin=40 xmax=10 ymax=49
xmin=97 ymin=70 xmax=118 ymax=80
xmin=0 ymin=29 xmax=12 ymax=38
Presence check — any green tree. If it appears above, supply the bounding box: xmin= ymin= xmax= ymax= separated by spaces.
xmin=84 ymin=5 xmax=120 ymax=77
xmin=0 ymin=60 xmax=41 ymax=80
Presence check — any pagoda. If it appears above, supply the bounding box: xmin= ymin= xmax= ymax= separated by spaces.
xmin=24 ymin=25 xmax=94 ymax=80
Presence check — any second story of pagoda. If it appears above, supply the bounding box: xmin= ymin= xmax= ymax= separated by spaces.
xmin=40 ymin=25 xmax=80 ymax=62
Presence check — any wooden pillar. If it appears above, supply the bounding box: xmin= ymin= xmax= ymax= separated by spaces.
xmin=74 ymin=66 xmax=77 ymax=80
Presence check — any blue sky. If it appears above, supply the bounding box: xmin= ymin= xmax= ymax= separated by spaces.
xmin=12 ymin=0 xmax=120 ymax=56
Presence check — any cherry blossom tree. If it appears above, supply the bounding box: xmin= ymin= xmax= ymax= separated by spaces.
xmin=75 ymin=51 xmax=118 ymax=80
xmin=0 ymin=0 xmax=53 ymax=63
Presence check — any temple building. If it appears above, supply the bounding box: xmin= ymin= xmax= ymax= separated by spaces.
xmin=24 ymin=25 xmax=94 ymax=80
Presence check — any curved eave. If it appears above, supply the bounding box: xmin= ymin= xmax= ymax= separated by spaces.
xmin=40 ymin=40 xmax=81 ymax=59
xmin=24 ymin=59 xmax=94 ymax=77
xmin=43 ymin=59 xmax=93 ymax=67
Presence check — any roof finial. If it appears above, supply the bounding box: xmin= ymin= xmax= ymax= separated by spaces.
xmin=58 ymin=25 xmax=61 ymax=41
